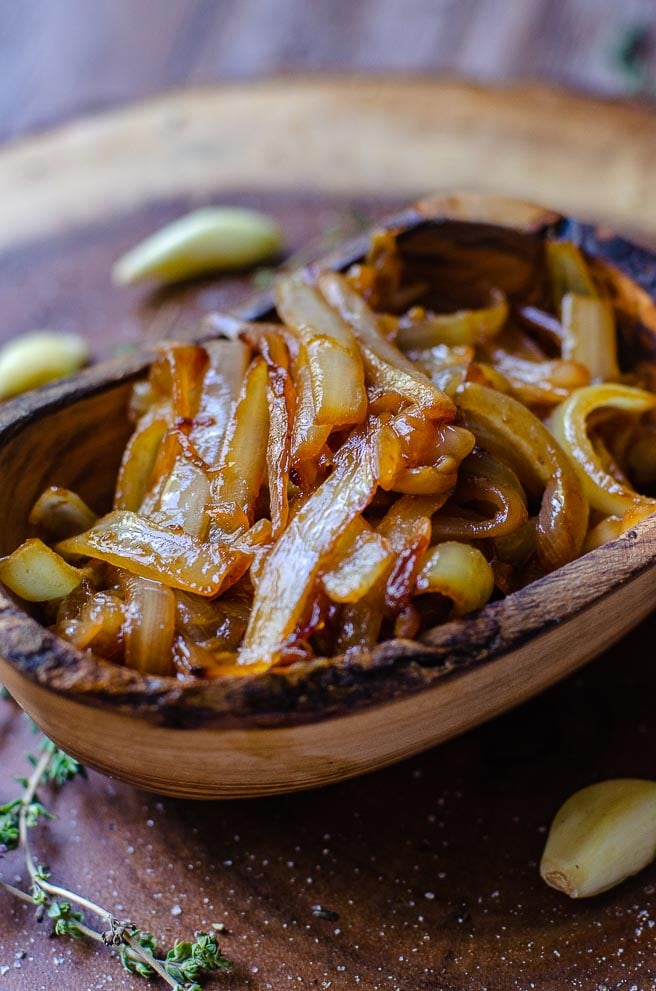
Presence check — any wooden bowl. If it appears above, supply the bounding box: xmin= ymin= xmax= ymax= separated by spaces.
xmin=0 ymin=192 xmax=655 ymax=800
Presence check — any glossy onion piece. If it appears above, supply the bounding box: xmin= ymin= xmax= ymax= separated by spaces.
xmin=254 ymin=329 xmax=295 ymax=536
xmin=484 ymin=347 xmax=590 ymax=406
xmin=189 ymin=339 xmax=251 ymax=467
xmin=382 ymin=417 xmax=475 ymax=497
xmin=240 ymin=422 xmax=393 ymax=666
xmin=415 ymin=542 xmax=494 ymax=617
xmin=175 ymin=589 xmax=250 ymax=652
xmin=321 ymin=517 xmax=393 ymax=604
xmin=377 ymin=494 xmax=440 ymax=611
xmin=156 ymin=456 xmax=211 ymax=539
xmin=28 ymin=486 xmax=97 ymax=540
xmin=275 ymin=273 xmax=367 ymax=427
xmin=123 ymin=575 xmax=175 ymax=676
xmin=161 ymin=343 xmax=209 ymax=423
xmin=114 ymin=417 xmax=168 ymax=512
xmin=336 ymin=494 xmax=440 ymax=654
xmin=546 ymin=240 xmax=597 ymax=305
xmin=405 ymin=344 xmax=474 ymax=397
xmin=57 ymin=511 xmax=251 ymax=597
xmin=210 ymin=357 xmax=269 ymax=535
xmin=0 ymin=539 xmax=83 ymax=601
xmin=549 ymin=384 xmax=656 ymax=516
xmin=560 ymin=293 xmax=619 ymax=383
xmin=430 ymin=449 xmax=528 ymax=541
xmin=457 ymin=382 xmax=588 ymax=570
xmin=57 ymin=590 xmax=125 ymax=657
xmin=395 ymin=290 xmax=508 ymax=350
xmin=584 ymin=501 xmax=656 ymax=552
xmin=318 ymin=271 xmax=455 ymax=418
xmin=285 ymin=332 xmax=332 ymax=470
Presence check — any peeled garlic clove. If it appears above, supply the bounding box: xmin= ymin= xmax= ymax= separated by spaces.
xmin=540 ymin=778 xmax=656 ymax=898
xmin=0 ymin=331 xmax=89 ymax=399
xmin=112 ymin=207 xmax=283 ymax=286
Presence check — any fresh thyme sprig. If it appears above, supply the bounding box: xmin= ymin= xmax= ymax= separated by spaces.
xmin=0 ymin=728 xmax=230 ymax=990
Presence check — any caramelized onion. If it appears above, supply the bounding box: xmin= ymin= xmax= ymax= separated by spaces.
xmin=7 ymin=226 xmax=656 ymax=678
xmin=318 ymin=271 xmax=455 ymax=418
xmin=395 ymin=290 xmax=508 ymax=350
xmin=240 ymin=420 xmax=397 ymax=666
xmin=415 ymin=542 xmax=494 ymax=617
xmin=458 ymin=382 xmax=588 ymax=569
xmin=29 ymin=486 xmax=97 ymax=540
xmin=549 ymin=384 xmax=656 ymax=516
xmin=57 ymin=511 xmax=251 ymax=597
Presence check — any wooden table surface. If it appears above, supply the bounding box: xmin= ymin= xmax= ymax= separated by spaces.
xmin=3 ymin=0 xmax=656 ymax=141
xmin=2 ymin=6 xmax=656 ymax=991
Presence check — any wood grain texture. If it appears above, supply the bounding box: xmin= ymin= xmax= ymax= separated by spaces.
xmin=6 ymin=79 xmax=656 ymax=258
xmin=2 ymin=0 xmax=656 ymax=141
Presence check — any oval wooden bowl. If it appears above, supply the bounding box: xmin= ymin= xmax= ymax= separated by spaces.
xmin=0 ymin=192 xmax=655 ymax=799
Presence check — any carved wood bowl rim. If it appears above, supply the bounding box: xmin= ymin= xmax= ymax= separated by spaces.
xmin=0 ymin=192 xmax=655 ymax=737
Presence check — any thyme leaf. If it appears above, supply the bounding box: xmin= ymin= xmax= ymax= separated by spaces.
xmin=0 ymin=726 xmax=232 ymax=988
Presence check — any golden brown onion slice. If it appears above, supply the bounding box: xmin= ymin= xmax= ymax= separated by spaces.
xmin=549 ymin=384 xmax=656 ymax=516
xmin=57 ymin=511 xmax=251 ymax=598
xmin=457 ymin=382 xmax=588 ymax=570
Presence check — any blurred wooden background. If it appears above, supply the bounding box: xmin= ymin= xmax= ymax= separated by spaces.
xmin=3 ymin=0 xmax=656 ymax=141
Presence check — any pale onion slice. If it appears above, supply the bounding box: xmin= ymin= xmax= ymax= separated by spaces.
xmin=252 ymin=329 xmax=294 ymax=537
xmin=154 ymin=344 xmax=209 ymax=423
xmin=386 ymin=458 xmax=459 ymax=496
xmin=546 ymin=241 xmax=598 ymax=305
xmin=275 ymin=273 xmax=367 ymax=427
xmin=484 ymin=347 xmax=590 ymax=406
xmin=560 ymin=293 xmax=619 ymax=383
xmin=415 ymin=542 xmax=495 ymax=616
xmin=123 ymin=575 xmax=175 ymax=675
xmin=317 ymin=271 xmax=455 ymax=418
xmin=321 ymin=518 xmax=393 ymax=604
xmin=285 ymin=332 xmax=332 ymax=469
xmin=28 ymin=486 xmax=97 ymax=540
xmin=584 ymin=501 xmax=656 ymax=552
xmin=210 ymin=356 xmax=269 ymax=534
xmin=155 ymin=458 xmax=211 ymax=539
xmin=114 ymin=417 xmax=168 ymax=512
xmin=457 ymin=382 xmax=588 ymax=570
xmin=335 ymin=493 xmax=441 ymax=653
xmin=240 ymin=420 xmax=395 ymax=666
xmin=404 ymin=344 xmax=474 ymax=397
xmin=549 ymin=384 xmax=656 ymax=516
xmin=56 ymin=511 xmax=251 ymax=597
xmin=395 ymin=291 xmax=508 ymax=350
xmin=189 ymin=339 xmax=251 ymax=467
xmin=0 ymin=539 xmax=83 ymax=601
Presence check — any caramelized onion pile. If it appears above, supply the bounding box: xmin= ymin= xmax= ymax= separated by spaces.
xmin=3 ymin=231 xmax=656 ymax=679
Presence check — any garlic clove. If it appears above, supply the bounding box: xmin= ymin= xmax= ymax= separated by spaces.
xmin=540 ymin=778 xmax=656 ymax=898
xmin=0 ymin=331 xmax=89 ymax=399
xmin=112 ymin=207 xmax=283 ymax=286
